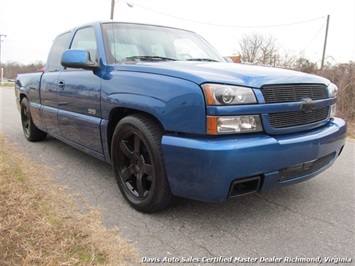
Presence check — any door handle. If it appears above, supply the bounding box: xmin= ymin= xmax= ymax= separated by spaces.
xmin=58 ymin=81 xmax=65 ymax=90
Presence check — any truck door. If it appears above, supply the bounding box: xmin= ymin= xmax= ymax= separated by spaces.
xmin=57 ymin=27 xmax=103 ymax=154
xmin=41 ymin=32 xmax=71 ymax=136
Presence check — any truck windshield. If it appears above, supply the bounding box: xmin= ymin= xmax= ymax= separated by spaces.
xmin=101 ymin=23 xmax=225 ymax=64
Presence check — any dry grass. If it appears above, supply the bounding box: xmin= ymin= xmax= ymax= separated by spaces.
xmin=0 ymin=135 xmax=141 ymax=266
xmin=316 ymin=62 xmax=355 ymax=140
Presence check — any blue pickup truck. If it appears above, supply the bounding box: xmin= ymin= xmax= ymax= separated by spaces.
xmin=15 ymin=21 xmax=346 ymax=212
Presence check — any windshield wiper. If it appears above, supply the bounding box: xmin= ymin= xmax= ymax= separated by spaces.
xmin=186 ymin=58 xmax=218 ymax=62
xmin=125 ymin=56 xmax=177 ymax=62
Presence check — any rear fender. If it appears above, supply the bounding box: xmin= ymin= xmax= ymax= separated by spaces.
xmin=16 ymin=73 xmax=46 ymax=131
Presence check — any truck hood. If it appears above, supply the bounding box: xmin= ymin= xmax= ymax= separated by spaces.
xmin=113 ymin=61 xmax=330 ymax=88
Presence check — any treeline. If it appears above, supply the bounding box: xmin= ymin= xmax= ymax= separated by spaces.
xmin=318 ymin=62 xmax=355 ymax=122
xmin=1 ymin=61 xmax=44 ymax=79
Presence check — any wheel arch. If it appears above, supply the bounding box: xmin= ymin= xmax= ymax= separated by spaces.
xmin=19 ymin=96 xmax=47 ymax=142
xmin=19 ymin=93 xmax=27 ymax=103
xmin=16 ymin=92 xmax=28 ymax=114
xmin=19 ymin=93 xmax=28 ymax=102
xmin=106 ymin=107 xmax=165 ymax=159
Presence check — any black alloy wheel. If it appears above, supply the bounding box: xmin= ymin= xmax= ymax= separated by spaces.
xmin=111 ymin=114 xmax=173 ymax=212
xmin=20 ymin=97 xmax=47 ymax=142
xmin=21 ymin=99 xmax=31 ymax=138
xmin=119 ymin=131 xmax=154 ymax=199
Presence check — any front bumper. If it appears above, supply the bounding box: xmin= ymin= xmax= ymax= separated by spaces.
xmin=161 ymin=118 xmax=347 ymax=202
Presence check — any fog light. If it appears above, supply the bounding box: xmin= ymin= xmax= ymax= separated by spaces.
xmin=207 ymin=115 xmax=263 ymax=134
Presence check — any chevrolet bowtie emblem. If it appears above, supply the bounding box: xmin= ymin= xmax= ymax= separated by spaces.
xmin=300 ymin=98 xmax=316 ymax=113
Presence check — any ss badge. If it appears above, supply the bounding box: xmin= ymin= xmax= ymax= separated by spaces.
xmin=88 ymin=108 xmax=97 ymax=115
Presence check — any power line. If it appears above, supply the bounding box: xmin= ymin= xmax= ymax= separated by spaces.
xmin=122 ymin=1 xmax=325 ymax=29
xmin=303 ymin=22 xmax=326 ymax=51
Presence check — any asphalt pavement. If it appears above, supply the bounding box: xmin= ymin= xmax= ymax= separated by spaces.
xmin=1 ymin=86 xmax=354 ymax=265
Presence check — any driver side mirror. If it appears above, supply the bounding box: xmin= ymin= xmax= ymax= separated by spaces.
xmin=61 ymin=49 xmax=99 ymax=70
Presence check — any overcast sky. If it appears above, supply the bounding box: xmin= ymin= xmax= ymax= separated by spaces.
xmin=0 ymin=0 xmax=354 ymax=65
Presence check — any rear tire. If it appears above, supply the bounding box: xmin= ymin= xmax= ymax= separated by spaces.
xmin=111 ymin=114 xmax=173 ymax=213
xmin=20 ymin=97 xmax=47 ymax=142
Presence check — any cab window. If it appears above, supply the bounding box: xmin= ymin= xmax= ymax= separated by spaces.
xmin=70 ymin=27 xmax=98 ymax=62
xmin=47 ymin=32 xmax=71 ymax=72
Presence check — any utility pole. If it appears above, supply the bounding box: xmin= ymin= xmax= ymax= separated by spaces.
xmin=110 ymin=0 xmax=115 ymax=19
xmin=110 ymin=1 xmax=134 ymax=19
xmin=0 ymin=34 xmax=7 ymax=84
xmin=321 ymin=15 xmax=330 ymax=70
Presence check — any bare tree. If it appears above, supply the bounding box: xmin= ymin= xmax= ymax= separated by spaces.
xmin=238 ymin=32 xmax=280 ymax=65
xmin=293 ymin=57 xmax=318 ymax=73
xmin=236 ymin=33 xmax=321 ymax=72
xmin=1 ymin=61 xmax=44 ymax=79
xmin=318 ymin=61 xmax=355 ymax=121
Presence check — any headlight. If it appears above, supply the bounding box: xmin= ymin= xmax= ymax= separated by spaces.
xmin=328 ymin=83 xmax=338 ymax=98
xmin=202 ymin=84 xmax=257 ymax=105
xmin=207 ymin=115 xmax=263 ymax=134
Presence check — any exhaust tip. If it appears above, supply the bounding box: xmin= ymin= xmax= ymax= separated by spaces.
xmin=229 ymin=176 xmax=261 ymax=198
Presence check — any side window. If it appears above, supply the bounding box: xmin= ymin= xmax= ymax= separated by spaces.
xmin=47 ymin=32 xmax=71 ymax=72
xmin=70 ymin=27 xmax=98 ymax=62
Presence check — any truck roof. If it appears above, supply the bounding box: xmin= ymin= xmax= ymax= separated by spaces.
xmin=62 ymin=20 xmax=195 ymax=36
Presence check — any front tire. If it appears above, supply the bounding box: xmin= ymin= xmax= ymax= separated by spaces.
xmin=20 ymin=97 xmax=47 ymax=142
xmin=111 ymin=114 xmax=173 ymax=213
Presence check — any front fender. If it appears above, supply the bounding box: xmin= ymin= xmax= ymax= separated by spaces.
xmin=101 ymin=71 xmax=206 ymax=134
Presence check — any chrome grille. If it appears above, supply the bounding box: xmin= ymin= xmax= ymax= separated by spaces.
xmin=269 ymin=107 xmax=329 ymax=128
xmin=261 ymin=84 xmax=328 ymax=103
